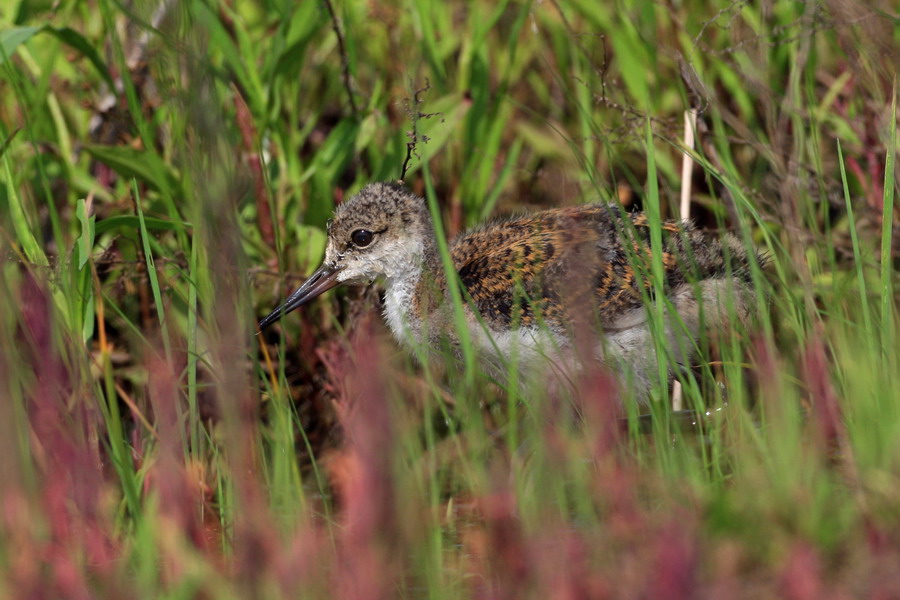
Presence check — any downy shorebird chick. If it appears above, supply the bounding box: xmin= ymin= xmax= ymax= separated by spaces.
xmin=259 ymin=182 xmax=758 ymax=399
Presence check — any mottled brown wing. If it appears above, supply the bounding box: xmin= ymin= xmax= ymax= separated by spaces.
xmin=451 ymin=222 xmax=560 ymax=329
xmin=449 ymin=204 xmax=715 ymax=332
xmin=450 ymin=205 xmax=618 ymax=330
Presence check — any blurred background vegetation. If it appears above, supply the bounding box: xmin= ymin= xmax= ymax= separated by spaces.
xmin=0 ymin=0 xmax=898 ymax=597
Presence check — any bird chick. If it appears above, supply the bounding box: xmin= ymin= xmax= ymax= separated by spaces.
xmin=259 ymin=182 xmax=758 ymax=399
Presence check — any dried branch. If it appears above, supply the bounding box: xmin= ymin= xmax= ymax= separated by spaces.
xmin=322 ymin=0 xmax=358 ymax=116
xmin=399 ymin=79 xmax=440 ymax=182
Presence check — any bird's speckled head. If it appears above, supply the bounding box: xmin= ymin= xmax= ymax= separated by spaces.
xmin=258 ymin=182 xmax=434 ymax=331
xmin=325 ymin=182 xmax=433 ymax=284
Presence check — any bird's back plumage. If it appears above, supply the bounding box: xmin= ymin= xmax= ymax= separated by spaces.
xmin=449 ymin=204 xmax=754 ymax=335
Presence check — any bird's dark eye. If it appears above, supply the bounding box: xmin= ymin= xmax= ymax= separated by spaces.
xmin=351 ymin=229 xmax=374 ymax=247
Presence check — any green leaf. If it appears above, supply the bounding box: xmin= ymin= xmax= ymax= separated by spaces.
xmin=0 ymin=25 xmax=41 ymax=64
xmin=46 ymin=27 xmax=115 ymax=88
xmin=0 ymin=128 xmax=21 ymax=161
xmin=0 ymin=25 xmax=112 ymax=87
xmin=609 ymin=23 xmax=650 ymax=109
xmin=85 ymin=144 xmax=180 ymax=197
xmin=4 ymin=154 xmax=48 ymax=266
xmin=78 ymin=262 xmax=95 ymax=342
xmin=15 ymin=0 xmax=55 ymax=24
xmin=293 ymin=223 xmax=327 ymax=271
xmin=270 ymin=0 xmax=326 ymax=81
xmin=93 ymin=214 xmax=191 ymax=236
xmin=312 ymin=118 xmax=361 ymax=177
xmin=75 ymin=198 xmax=96 ymax=270
xmin=305 ymin=118 xmax=362 ymax=225
xmin=81 ymin=292 xmax=94 ymax=341
xmin=192 ymin=0 xmax=265 ymax=117
xmin=133 ymin=179 xmax=172 ymax=361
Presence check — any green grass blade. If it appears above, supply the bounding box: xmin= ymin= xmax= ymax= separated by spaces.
xmin=3 ymin=154 xmax=47 ymax=267
xmin=836 ymin=139 xmax=873 ymax=339
xmin=133 ymin=178 xmax=172 ymax=362
xmin=879 ymin=85 xmax=896 ymax=354
xmin=422 ymin=166 xmax=476 ymax=389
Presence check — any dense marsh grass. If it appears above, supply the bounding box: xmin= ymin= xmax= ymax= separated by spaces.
xmin=0 ymin=0 xmax=898 ymax=597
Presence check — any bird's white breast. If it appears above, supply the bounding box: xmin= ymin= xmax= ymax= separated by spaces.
xmin=470 ymin=322 xmax=566 ymax=367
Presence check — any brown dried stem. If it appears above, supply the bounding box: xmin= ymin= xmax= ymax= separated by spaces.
xmin=322 ymin=0 xmax=359 ymax=116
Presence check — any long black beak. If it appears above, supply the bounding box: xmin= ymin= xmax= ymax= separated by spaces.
xmin=258 ymin=264 xmax=341 ymax=331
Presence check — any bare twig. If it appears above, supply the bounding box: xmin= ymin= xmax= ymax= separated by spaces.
xmin=322 ymin=0 xmax=358 ymax=116
xmin=691 ymin=0 xmax=750 ymax=47
xmin=399 ymin=79 xmax=440 ymax=182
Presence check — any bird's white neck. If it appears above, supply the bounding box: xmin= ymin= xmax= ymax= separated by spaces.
xmin=382 ymin=266 xmax=424 ymax=346
xmin=380 ymin=233 xmax=446 ymax=348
